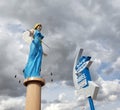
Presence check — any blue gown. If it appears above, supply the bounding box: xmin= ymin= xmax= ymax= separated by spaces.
xmin=23 ymin=30 xmax=44 ymax=78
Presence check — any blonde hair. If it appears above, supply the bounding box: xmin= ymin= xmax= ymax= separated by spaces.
xmin=34 ymin=23 xmax=42 ymax=29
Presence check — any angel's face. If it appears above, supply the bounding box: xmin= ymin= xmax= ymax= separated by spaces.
xmin=37 ymin=25 xmax=42 ymax=31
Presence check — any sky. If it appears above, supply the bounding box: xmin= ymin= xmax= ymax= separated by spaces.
xmin=0 ymin=0 xmax=120 ymax=110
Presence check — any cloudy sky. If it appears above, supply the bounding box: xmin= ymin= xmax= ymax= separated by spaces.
xmin=0 ymin=0 xmax=120 ymax=110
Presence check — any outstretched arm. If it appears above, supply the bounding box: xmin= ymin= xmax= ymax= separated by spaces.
xmin=29 ymin=29 xmax=34 ymax=37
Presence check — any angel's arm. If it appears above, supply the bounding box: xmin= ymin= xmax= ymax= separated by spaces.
xmin=29 ymin=29 xmax=34 ymax=37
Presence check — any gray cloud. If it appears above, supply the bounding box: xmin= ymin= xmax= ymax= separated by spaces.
xmin=0 ymin=0 xmax=120 ymax=90
xmin=0 ymin=31 xmax=25 ymax=97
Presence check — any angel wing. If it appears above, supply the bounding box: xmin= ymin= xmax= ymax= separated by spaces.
xmin=22 ymin=30 xmax=33 ymax=44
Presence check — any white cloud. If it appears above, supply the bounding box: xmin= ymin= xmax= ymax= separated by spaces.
xmin=0 ymin=96 xmax=25 ymax=110
xmin=97 ymin=79 xmax=120 ymax=101
xmin=42 ymin=78 xmax=120 ymax=110
xmin=58 ymin=93 xmax=66 ymax=101
xmin=108 ymin=95 xmax=117 ymax=101
xmin=112 ymin=57 xmax=120 ymax=69
xmin=116 ymin=107 xmax=120 ymax=110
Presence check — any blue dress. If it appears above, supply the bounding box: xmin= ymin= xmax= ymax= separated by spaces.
xmin=23 ymin=30 xmax=44 ymax=78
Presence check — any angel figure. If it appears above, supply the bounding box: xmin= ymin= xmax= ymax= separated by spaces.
xmin=23 ymin=23 xmax=47 ymax=79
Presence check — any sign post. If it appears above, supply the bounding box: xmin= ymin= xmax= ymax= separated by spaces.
xmin=73 ymin=49 xmax=99 ymax=110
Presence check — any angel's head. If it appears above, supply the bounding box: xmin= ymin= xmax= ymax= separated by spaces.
xmin=34 ymin=23 xmax=42 ymax=31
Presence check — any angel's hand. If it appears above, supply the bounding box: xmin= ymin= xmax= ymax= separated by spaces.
xmin=43 ymin=52 xmax=48 ymax=57
xmin=29 ymin=29 xmax=34 ymax=36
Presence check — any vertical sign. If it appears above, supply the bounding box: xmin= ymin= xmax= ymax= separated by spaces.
xmin=75 ymin=56 xmax=91 ymax=89
xmin=73 ymin=49 xmax=99 ymax=110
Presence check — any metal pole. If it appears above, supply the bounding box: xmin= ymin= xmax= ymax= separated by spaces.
xmin=88 ymin=96 xmax=95 ymax=110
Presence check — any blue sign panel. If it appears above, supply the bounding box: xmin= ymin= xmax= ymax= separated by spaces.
xmin=75 ymin=56 xmax=91 ymax=88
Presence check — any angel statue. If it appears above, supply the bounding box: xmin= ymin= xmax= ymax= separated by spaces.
xmin=23 ymin=23 xmax=47 ymax=79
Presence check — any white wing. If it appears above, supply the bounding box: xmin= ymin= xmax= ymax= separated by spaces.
xmin=22 ymin=31 xmax=33 ymax=44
